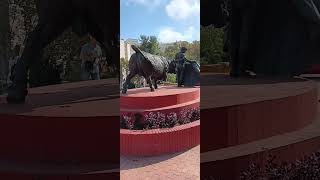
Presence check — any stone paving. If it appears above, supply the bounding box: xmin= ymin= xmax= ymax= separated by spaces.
xmin=120 ymin=146 xmax=200 ymax=180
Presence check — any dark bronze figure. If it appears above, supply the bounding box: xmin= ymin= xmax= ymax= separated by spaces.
xmin=121 ymin=45 xmax=176 ymax=94
xmin=201 ymin=0 xmax=320 ymax=77
xmin=7 ymin=0 xmax=119 ymax=103
xmin=175 ymin=47 xmax=188 ymax=87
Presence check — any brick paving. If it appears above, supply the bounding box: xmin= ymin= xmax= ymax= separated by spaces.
xmin=120 ymin=145 xmax=200 ymax=180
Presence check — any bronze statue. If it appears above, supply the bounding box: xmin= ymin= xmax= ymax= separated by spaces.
xmin=7 ymin=0 xmax=119 ymax=103
xmin=201 ymin=0 xmax=320 ymax=77
xmin=121 ymin=45 xmax=176 ymax=94
xmin=175 ymin=47 xmax=188 ymax=87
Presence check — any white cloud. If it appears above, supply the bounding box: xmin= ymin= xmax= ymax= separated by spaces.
xmin=124 ymin=0 xmax=164 ymax=9
xmin=158 ymin=26 xmax=199 ymax=43
xmin=166 ymin=0 xmax=200 ymax=21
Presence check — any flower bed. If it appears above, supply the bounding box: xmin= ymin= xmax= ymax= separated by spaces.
xmin=241 ymin=152 xmax=320 ymax=180
xmin=120 ymin=120 xmax=200 ymax=156
xmin=120 ymin=107 xmax=200 ymax=130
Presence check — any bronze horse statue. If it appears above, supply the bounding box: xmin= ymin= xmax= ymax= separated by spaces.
xmin=201 ymin=0 xmax=320 ymax=77
xmin=7 ymin=0 xmax=119 ymax=103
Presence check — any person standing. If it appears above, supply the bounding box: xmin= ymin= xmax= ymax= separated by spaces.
xmin=80 ymin=35 xmax=102 ymax=80
xmin=175 ymin=47 xmax=188 ymax=87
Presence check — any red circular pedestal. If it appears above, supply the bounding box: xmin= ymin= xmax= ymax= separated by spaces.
xmin=0 ymin=79 xmax=119 ymax=178
xmin=200 ymin=73 xmax=319 ymax=180
xmin=121 ymin=86 xmax=200 ymax=116
xmin=120 ymin=86 xmax=200 ymax=156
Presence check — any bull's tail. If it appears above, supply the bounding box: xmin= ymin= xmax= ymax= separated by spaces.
xmin=131 ymin=45 xmax=143 ymax=55
xmin=129 ymin=45 xmax=147 ymax=75
xmin=131 ymin=45 xmax=148 ymax=64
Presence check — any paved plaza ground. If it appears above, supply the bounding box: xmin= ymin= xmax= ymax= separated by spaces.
xmin=120 ymin=146 xmax=200 ymax=180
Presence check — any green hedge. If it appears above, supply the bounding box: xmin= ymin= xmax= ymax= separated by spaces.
xmin=166 ymin=73 xmax=177 ymax=84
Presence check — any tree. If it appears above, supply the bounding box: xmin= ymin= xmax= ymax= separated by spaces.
xmin=162 ymin=41 xmax=200 ymax=64
xmin=139 ymin=35 xmax=161 ymax=55
xmin=120 ymin=57 xmax=128 ymax=80
xmin=200 ymin=26 xmax=225 ymax=65
xmin=0 ymin=0 xmax=9 ymax=84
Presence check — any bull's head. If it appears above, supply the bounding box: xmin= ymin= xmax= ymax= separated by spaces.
xmin=201 ymin=0 xmax=229 ymax=28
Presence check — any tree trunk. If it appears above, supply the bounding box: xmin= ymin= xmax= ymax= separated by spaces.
xmin=0 ymin=0 xmax=9 ymax=82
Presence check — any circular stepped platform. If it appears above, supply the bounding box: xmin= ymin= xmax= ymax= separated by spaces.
xmin=120 ymin=86 xmax=200 ymax=157
xmin=201 ymin=104 xmax=320 ymax=180
xmin=121 ymin=121 xmax=200 ymax=157
xmin=120 ymin=86 xmax=200 ymax=116
xmin=200 ymin=74 xmax=319 ymax=179
xmin=201 ymin=73 xmax=318 ymax=152
xmin=0 ymin=79 xmax=119 ymax=179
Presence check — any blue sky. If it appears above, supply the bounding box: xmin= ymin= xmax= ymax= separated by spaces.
xmin=120 ymin=0 xmax=200 ymax=43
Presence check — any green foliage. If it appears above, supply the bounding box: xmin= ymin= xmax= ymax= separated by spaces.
xmin=120 ymin=57 xmax=128 ymax=73
xmin=120 ymin=57 xmax=144 ymax=88
xmin=200 ymin=26 xmax=225 ymax=65
xmin=139 ymin=35 xmax=161 ymax=55
xmin=166 ymin=73 xmax=177 ymax=84
xmin=162 ymin=45 xmax=179 ymax=59
xmin=179 ymin=41 xmax=200 ymax=63
xmin=162 ymin=41 xmax=200 ymax=64
xmin=131 ymin=76 xmax=144 ymax=88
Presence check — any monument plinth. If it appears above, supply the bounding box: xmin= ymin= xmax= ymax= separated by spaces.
xmin=121 ymin=86 xmax=200 ymax=117
xmin=200 ymin=73 xmax=319 ymax=180
xmin=120 ymin=86 xmax=200 ymax=156
xmin=0 ymin=79 xmax=119 ymax=178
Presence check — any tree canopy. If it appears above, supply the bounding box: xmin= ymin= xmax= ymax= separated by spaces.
xmin=200 ymin=26 xmax=225 ymax=65
xmin=161 ymin=41 xmax=200 ymax=63
xmin=139 ymin=35 xmax=161 ymax=55
xmin=138 ymin=35 xmax=200 ymax=64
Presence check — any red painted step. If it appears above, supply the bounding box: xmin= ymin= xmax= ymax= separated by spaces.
xmin=120 ymin=86 xmax=200 ymax=156
xmin=121 ymin=120 xmax=200 ymax=156
xmin=201 ymin=74 xmax=318 ymax=152
xmin=120 ymin=86 xmax=200 ymax=109
xmin=121 ymin=98 xmax=199 ymax=116
xmin=201 ymin=104 xmax=320 ymax=180
xmin=0 ymin=79 xmax=119 ymax=169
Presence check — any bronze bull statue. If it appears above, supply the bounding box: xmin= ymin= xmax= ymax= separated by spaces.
xmin=202 ymin=0 xmax=320 ymax=77
xmin=121 ymin=45 xmax=176 ymax=94
xmin=7 ymin=0 xmax=119 ymax=103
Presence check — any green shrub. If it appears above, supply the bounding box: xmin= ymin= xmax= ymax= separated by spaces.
xmin=166 ymin=73 xmax=177 ymax=84
xmin=201 ymin=26 xmax=225 ymax=65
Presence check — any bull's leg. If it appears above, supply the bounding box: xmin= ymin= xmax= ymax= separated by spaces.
xmin=122 ymin=72 xmax=136 ymax=94
xmin=238 ymin=7 xmax=256 ymax=76
xmin=147 ymin=76 xmax=154 ymax=92
xmin=230 ymin=4 xmax=242 ymax=77
xmin=7 ymin=21 xmax=69 ymax=103
xmin=153 ymin=79 xmax=158 ymax=89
